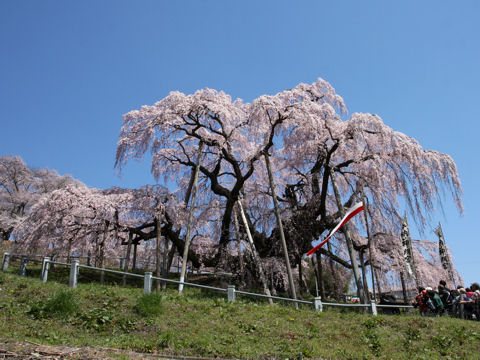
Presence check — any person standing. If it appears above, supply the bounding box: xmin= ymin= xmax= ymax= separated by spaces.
xmin=438 ymin=280 xmax=452 ymax=314
xmin=426 ymin=287 xmax=444 ymax=316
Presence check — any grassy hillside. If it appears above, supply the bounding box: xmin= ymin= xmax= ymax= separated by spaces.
xmin=0 ymin=271 xmax=479 ymax=359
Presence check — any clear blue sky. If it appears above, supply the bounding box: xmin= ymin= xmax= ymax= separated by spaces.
xmin=1 ymin=1 xmax=479 ymax=285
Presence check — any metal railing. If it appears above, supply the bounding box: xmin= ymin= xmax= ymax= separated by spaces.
xmin=1 ymin=251 xmax=414 ymax=316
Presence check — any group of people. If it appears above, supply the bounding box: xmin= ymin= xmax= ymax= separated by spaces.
xmin=411 ymin=280 xmax=480 ymax=319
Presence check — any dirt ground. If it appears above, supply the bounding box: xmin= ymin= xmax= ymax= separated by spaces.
xmin=0 ymin=341 xmax=223 ymax=360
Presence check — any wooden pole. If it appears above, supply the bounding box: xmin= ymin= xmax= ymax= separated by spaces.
xmin=156 ymin=208 xmax=165 ymax=291
xmin=329 ymin=168 xmax=366 ymax=304
xmin=298 ymin=260 xmax=304 ymax=298
xmin=232 ymin=207 xmax=245 ymax=285
xmin=100 ymin=221 xmax=108 ymax=285
xmin=359 ymin=250 xmax=370 ymax=302
xmin=315 ymin=254 xmax=325 ymax=299
xmin=122 ymin=231 xmax=133 ymax=286
xmin=361 ymin=190 xmax=377 ymax=301
xmin=132 ymin=242 xmax=137 ymax=271
xmin=264 ymin=152 xmax=298 ymax=308
xmin=236 ymin=200 xmax=273 ymax=305
xmin=179 ymin=142 xmax=204 ymax=294
xmin=326 ymin=241 xmax=339 ymax=300
xmin=374 ymin=267 xmax=382 ymax=297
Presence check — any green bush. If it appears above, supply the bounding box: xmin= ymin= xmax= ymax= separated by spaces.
xmin=29 ymin=290 xmax=78 ymax=318
xmin=80 ymin=307 xmax=113 ymax=330
xmin=135 ymin=292 xmax=164 ymax=317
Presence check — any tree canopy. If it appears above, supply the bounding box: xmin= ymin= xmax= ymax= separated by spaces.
xmin=115 ymin=78 xmax=462 ymax=275
xmin=8 ymin=78 xmax=464 ymax=294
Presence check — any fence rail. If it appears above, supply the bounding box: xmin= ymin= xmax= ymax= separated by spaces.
xmin=5 ymin=252 xmax=233 ymax=278
xmin=1 ymin=251 xmax=414 ymax=316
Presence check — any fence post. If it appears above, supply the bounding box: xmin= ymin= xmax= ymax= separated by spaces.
xmin=119 ymin=257 xmax=125 ymax=270
xmin=69 ymin=260 xmax=79 ymax=288
xmin=370 ymin=299 xmax=377 ymax=316
xmin=144 ymin=272 xmax=152 ymax=294
xmin=227 ymin=285 xmax=236 ymax=302
xmin=19 ymin=256 xmax=27 ymax=276
xmin=1 ymin=252 xmax=9 ymax=271
xmin=314 ymin=296 xmax=323 ymax=312
xmin=41 ymin=257 xmax=50 ymax=282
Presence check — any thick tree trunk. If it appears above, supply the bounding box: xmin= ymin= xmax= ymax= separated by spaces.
xmin=237 ymin=200 xmax=273 ymax=305
xmin=179 ymin=142 xmax=203 ymax=295
xmin=264 ymin=153 xmax=297 ymax=308
xmin=329 ymin=169 xmax=366 ymax=304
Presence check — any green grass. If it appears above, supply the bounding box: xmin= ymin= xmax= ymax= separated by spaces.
xmin=1 ymin=271 xmax=480 ymax=359
xmin=28 ymin=289 xmax=78 ymax=318
xmin=135 ymin=292 xmax=164 ymax=317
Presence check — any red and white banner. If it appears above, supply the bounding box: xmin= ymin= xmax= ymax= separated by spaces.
xmin=307 ymin=202 xmax=364 ymax=257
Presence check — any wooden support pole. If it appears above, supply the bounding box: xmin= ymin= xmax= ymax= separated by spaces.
xmin=122 ymin=231 xmax=133 ymax=286
xmin=359 ymin=250 xmax=370 ymax=302
xmin=361 ymin=190 xmax=377 ymax=301
xmin=156 ymin=208 xmax=164 ymax=291
xmin=132 ymin=242 xmax=137 ymax=271
xmin=264 ymin=152 xmax=297 ymax=308
xmin=315 ymin=254 xmax=325 ymax=299
xmin=162 ymin=213 xmax=169 ymax=290
xmin=374 ymin=267 xmax=382 ymax=297
xmin=236 ymin=200 xmax=273 ymax=305
xmin=179 ymin=142 xmax=204 ymax=295
xmin=329 ymin=168 xmax=366 ymax=304
xmin=232 ymin=207 xmax=245 ymax=285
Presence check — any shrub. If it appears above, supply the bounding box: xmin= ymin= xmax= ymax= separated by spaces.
xmin=135 ymin=292 xmax=164 ymax=317
xmin=45 ymin=290 xmax=78 ymax=315
xmin=80 ymin=307 xmax=112 ymax=330
xmin=29 ymin=290 xmax=78 ymax=318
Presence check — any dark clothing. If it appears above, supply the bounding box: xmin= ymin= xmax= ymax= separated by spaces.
xmin=438 ymin=287 xmax=451 ymax=307
xmin=432 ymin=293 xmax=444 ymax=312
xmin=473 ymin=292 xmax=480 ymax=320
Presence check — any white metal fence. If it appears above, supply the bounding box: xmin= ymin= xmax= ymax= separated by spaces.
xmin=1 ymin=251 xmax=415 ymax=316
